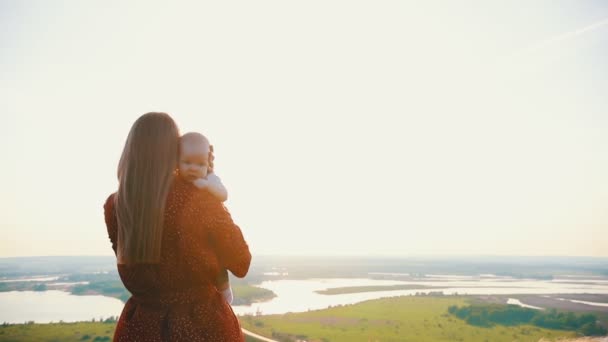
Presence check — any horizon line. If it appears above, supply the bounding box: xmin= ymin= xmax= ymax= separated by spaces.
xmin=1 ymin=253 xmax=607 ymax=260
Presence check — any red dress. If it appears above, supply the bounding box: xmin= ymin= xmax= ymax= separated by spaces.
xmin=103 ymin=176 xmax=251 ymax=341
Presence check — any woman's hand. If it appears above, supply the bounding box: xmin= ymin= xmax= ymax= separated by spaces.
xmin=208 ymin=145 xmax=215 ymax=174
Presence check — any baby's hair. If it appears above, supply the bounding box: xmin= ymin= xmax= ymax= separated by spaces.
xmin=180 ymin=132 xmax=210 ymax=147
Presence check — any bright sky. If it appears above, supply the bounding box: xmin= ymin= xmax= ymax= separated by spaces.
xmin=1 ymin=1 xmax=607 ymax=258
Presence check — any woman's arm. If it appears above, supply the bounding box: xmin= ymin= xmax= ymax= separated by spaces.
xmin=205 ymin=199 xmax=251 ymax=278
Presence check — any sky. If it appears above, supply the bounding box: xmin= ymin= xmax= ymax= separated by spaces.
xmin=1 ymin=0 xmax=608 ymax=258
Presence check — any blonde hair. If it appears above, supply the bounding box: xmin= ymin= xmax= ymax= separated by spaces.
xmin=115 ymin=112 xmax=180 ymax=264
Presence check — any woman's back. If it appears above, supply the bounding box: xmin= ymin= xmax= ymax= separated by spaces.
xmin=104 ymin=176 xmax=251 ymax=341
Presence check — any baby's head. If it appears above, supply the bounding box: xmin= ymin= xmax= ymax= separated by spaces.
xmin=179 ymin=132 xmax=211 ymax=182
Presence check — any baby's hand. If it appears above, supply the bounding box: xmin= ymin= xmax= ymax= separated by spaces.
xmin=206 ymin=173 xmax=228 ymax=202
xmin=193 ymin=177 xmax=209 ymax=189
xmin=206 ymin=173 xmax=222 ymax=184
xmin=193 ymin=174 xmax=228 ymax=201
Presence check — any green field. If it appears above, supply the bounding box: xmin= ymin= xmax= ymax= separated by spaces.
xmin=240 ymin=296 xmax=580 ymax=342
xmin=0 ymin=322 xmax=268 ymax=342
xmin=0 ymin=322 xmax=115 ymax=342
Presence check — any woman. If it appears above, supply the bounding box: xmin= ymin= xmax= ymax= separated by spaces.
xmin=103 ymin=112 xmax=251 ymax=341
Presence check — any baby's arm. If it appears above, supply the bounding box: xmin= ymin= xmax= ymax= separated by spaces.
xmin=193 ymin=173 xmax=228 ymax=202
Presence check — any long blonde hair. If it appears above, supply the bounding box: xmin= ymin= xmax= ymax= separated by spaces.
xmin=115 ymin=112 xmax=180 ymax=264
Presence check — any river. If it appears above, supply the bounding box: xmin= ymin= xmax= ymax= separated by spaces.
xmin=2 ymin=275 xmax=608 ymax=323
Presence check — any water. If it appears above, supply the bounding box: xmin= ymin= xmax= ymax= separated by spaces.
xmin=231 ymin=275 xmax=608 ymax=316
xmin=507 ymin=298 xmax=544 ymax=310
xmin=555 ymin=298 xmax=608 ymax=307
xmin=0 ymin=290 xmax=124 ymax=324
xmin=567 ymin=299 xmax=608 ymax=307
xmin=2 ymin=275 xmax=607 ymax=322
xmin=0 ymin=276 xmax=61 ymax=283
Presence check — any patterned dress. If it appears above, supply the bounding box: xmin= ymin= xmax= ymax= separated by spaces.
xmin=103 ymin=176 xmax=251 ymax=341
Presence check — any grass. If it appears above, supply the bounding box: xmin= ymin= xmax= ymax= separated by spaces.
xmin=0 ymin=322 xmax=114 ymax=342
xmin=0 ymin=322 xmax=268 ymax=342
xmin=240 ymin=295 xmax=580 ymax=342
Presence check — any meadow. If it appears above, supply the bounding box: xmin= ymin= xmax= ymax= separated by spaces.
xmin=0 ymin=321 xmax=115 ymax=342
xmin=239 ymin=296 xmax=580 ymax=342
xmin=0 ymin=322 xmax=267 ymax=342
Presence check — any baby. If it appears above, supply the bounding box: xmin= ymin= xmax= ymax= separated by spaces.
xmin=178 ymin=132 xmax=233 ymax=304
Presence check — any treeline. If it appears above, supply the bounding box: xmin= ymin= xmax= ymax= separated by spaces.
xmin=0 ymin=282 xmax=49 ymax=292
xmin=231 ymin=284 xmax=277 ymax=305
xmin=448 ymin=304 xmax=607 ymax=336
xmin=72 ymin=281 xmax=131 ymax=302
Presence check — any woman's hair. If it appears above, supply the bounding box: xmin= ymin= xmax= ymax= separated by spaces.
xmin=115 ymin=112 xmax=180 ymax=264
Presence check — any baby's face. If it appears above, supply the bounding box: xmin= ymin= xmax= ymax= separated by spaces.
xmin=179 ymin=142 xmax=210 ymax=182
